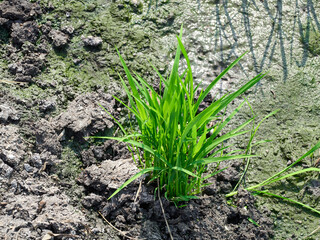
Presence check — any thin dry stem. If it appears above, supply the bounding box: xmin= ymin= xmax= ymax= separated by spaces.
xmin=303 ymin=225 xmax=320 ymax=239
xmin=98 ymin=211 xmax=137 ymax=240
xmin=134 ymin=179 xmax=143 ymax=203
xmin=158 ymin=179 xmax=173 ymax=240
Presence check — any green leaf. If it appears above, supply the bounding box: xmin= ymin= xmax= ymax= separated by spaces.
xmin=254 ymin=190 xmax=320 ymax=215
xmin=108 ymin=167 xmax=161 ymax=200
xmin=193 ymin=155 xmax=255 ymax=166
xmin=202 ymin=166 xmax=228 ymax=181
xmin=171 ymin=166 xmax=200 ymax=179
xmin=253 ymin=168 xmax=320 ymax=188
xmin=116 ymin=51 xmax=147 ymax=121
xmin=256 ymin=141 xmax=320 ymax=188
xmin=97 ymin=103 xmax=128 ymax=135
xmin=248 ymin=217 xmax=260 ymax=227
xmin=193 ymin=52 xmax=248 ymax=113
xmin=196 ymin=130 xmax=251 ymax=160
xmin=193 ymin=126 xmax=207 ymax=157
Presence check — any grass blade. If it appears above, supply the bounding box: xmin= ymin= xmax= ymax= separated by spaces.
xmin=253 ymin=190 xmax=320 ymax=215
xmin=108 ymin=167 xmax=161 ymax=200
xmin=193 ymin=52 xmax=248 ymax=113
xmin=193 ymin=155 xmax=255 ymax=166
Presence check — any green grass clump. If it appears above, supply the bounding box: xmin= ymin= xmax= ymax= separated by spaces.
xmin=96 ymin=27 xmax=266 ymax=202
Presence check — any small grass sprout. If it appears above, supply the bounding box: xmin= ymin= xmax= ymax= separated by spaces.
xmin=95 ymin=27 xmax=267 ymax=202
xmin=227 ymin=140 xmax=320 ymax=215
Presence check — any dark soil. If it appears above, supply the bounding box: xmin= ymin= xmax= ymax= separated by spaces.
xmin=0 ymin=91 xmax=120 ymax=239
xmin=78 ymin=158 xmax=274 ymax=239
xmin=0 ymin=0 xmax=276 ymax=239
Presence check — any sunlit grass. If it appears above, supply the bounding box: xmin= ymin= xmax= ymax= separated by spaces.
xmin=93 ymin=26 xmax=266 ymax=202
xmin=227 ymin=140 xmax=320 ymax=215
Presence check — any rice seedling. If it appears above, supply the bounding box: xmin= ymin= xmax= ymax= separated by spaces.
xmin=227 ymin=140 xmax=320 ymax=215
xmin=93 ymin=26 xmax=268 ymax=202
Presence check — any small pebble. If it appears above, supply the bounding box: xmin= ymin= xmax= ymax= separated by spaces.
xmin=24 ymin=163 xmax=34 ymax=173
xmin=81 ymin=35 xmax=103 ymax=47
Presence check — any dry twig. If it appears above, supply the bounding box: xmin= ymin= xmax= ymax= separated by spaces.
xmin=158 ymin=179 xmax=173 ymax=240
xmin=134 ymin=179 xmax=143 ymax=203
xmin=98 ymin=211 xmax=137 ymax=240
xmin=303 ymin=225 xmax=320 ymax=239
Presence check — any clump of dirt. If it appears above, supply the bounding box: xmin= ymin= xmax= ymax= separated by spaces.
xmin=0 ymin=103 xmax=20 ymax=123
xmin=0 ymin=91 xmax=120 ymax=239
xmin=54 ymin=92 xmax=115 ymax=140
xmin=0 ymin=0 xmax=75 ymax=83
xmin=28 ymin=91 xmax=116 ymax=175
xmin=78 ymin=141 xmax=273 ymax=239
xmin=0 ymin=124 xmax=94 ymax=239
xmin=0 ymin=0 xmax=42 ymax=21
xmin=0 ymin=0 xmax=45 ymax=82
xmin=81 ymin=140 xmax=130 ymax=167
xmin=77 ymin=151 xmax=274 ymax=239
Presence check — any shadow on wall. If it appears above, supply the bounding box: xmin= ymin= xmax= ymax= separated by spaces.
xmin=192 ymin=0 xmax=320 ymax=82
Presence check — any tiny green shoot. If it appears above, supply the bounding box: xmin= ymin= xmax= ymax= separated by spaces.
xmin=226 ymin=141 xmax=320 ymax=215
xmin=248 ymin=217 xmax=260 ymax=227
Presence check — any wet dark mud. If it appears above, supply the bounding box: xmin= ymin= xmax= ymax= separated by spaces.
xmin=78 ymin=159 xmax=274 ymax=240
